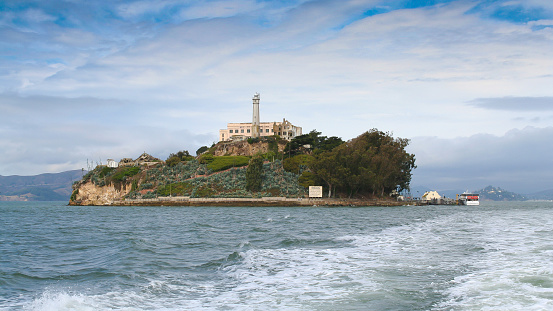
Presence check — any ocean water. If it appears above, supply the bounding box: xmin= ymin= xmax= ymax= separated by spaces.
xmin=1 ymin=201 xmax=552 ymax=310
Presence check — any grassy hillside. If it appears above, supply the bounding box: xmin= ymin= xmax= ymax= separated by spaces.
xmin=81 ymin=158 xmax=306 ymax=200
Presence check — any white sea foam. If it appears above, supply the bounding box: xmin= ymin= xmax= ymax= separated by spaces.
xmin=238 ymin=240 xmax=250 ymax=248
xmin=215 ymin=247 xmax=381 ymax=309
xmin=329 ymin=207 xmax=553 ymax=310
xmin=113 ymin=208 xmax=553 ymax=310
xmin=9 ymin=203 xmax=553 ymax=311
xmin=433 ymin=210 xmax=553 ymax=310
xmin=25 ymin=291 xmax=98 ymax=311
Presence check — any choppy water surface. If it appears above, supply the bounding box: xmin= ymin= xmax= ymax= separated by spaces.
xmin=1 ymin=201 xmax=552 ymax=310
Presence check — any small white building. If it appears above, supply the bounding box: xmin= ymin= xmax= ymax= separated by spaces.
xmin=106 ymin=159 xmax=118 ymax=168
xmin=422 ymin=191 xmax=442 ymax=201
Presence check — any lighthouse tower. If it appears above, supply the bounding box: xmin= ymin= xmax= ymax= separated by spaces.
xmin=251 ymin=93 xmax=260 ymax=138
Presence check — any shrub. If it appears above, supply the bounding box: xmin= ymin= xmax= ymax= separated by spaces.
xmin=99 ymin=166 xmax=115 ymax=178
xmin=157 ymin=182 xmax=194 ymax=196
xmin=70 ymin=190 xmax=78 ymax=201
xmin=298 ymin=171 xmax=318 ymax=188
xmin=262 ymin=151 xmax=278 ymax=162
xmin=82 ymin=168 xmax=98 ymax=182
xmin=112 ymin=166 xmax=140 ymax=182
xmin=199 ymin=154 xmax=215 ymax=164
xmin=143 ymin=191 xmax=157 ymax=199
xmin=283 ymin=154 xmax=312 ymax=174
xmin=131 ymin=180 xmax=138 ymax=192
xmin=246 ymin=156 xmax=263 ymax=192
xmin=267 ymin=137 xmax=279 ymax=154
xmin=207 ymin=156 xmax=250 ymax=172
xmin=139 ymin=182 xmax=154 ymax=190
xmin=193 ymin=185 xmax=216 ymax=197
xmin=247 ymin=137 xmax=260 ymax=144
xmin=196 ymin=146 xmax=209 ymax=155
xmin=165 ymin=156 xmax=181 ymax=167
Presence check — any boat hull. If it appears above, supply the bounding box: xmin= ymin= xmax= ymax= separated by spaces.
xmin=459 ymin=193 xmax=480 ymax=206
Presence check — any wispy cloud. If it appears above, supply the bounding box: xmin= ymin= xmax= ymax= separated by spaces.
xmin=468 ymin=96 xmax=553 ymax=111
xmin=1 ymin=0 xmax=553 ymax=193
xmin=0 ymin=93 xmax=214 ymax=175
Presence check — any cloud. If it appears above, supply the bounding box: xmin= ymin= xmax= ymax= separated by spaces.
xmin=0 ymin=124 xmax=214 ymax=176
xmin=116 ymin=0 xmax=176 ymax=20
xmin=0 ymin=93 xmax=217 ymax=175
xmin=177 ymin=0 xmax=261 ymax=21
xmin=21 ymin=8 xmax=57 ymax=24
xmin=408 ymin=127 xmax=553 ymax=193
xmin=468 ymin=96 xmax=553 ymax=111
xmin=1 ymin=0 xmax=553 ymax=191
xmin=113 ymin=0 xmax=313 ymax=25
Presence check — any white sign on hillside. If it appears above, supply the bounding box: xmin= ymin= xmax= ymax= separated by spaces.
xmin=309 ymin=186 xmax=323 ymax=198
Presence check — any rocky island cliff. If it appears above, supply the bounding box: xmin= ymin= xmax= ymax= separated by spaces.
xmin=70 ymin=138 xmax=302 ymax=206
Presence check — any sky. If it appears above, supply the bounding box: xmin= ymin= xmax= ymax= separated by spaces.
xmin=1 ymin=0 xmax=552 ymax=194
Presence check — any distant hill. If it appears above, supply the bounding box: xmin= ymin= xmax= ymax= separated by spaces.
xmin=0 ymin=170 xmax=85 ymax=201
xmin=526 ymin=189 xmax=553 ymax=201
xmin=474 ymin=185 xmax=526 ymax=201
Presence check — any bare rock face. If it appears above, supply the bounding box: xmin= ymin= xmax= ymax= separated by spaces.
xmin=212 ymin=140 xmax=286 ymax=157
xmin=71 ymin=181 xmax=130 ymax=205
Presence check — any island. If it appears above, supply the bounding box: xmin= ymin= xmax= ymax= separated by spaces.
xmin=69 ymin=129 xmax=416 ymax=207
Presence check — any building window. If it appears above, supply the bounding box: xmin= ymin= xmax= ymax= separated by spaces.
xmin=241 ymin=129 xmax=244 ymax=133
xmin=266 ymin=129 xmax=269 ymax=133
xmin=247 ymin=129 xmax=250 ymax=133
xmin=229 ymin=130 xmax=233 ymax=133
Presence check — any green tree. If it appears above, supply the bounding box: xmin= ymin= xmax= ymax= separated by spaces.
xmin=332 ymin=142 xmax=372 ymax=197
xmin=308 ymin=150 xmax=342 ymax=197
xmin=246 ymin=156 xmax=264 ymax=192
xmin=284 ymin=133 xmax=315 ymax=156
xmin=298 ymin=171 xmax=319 ymax=188
xmin=285 ymin=130 xmax=344 ymax=156
xmin=318 ymin=136 xmax=344 ymax=152
xmin=265 ymin=136 xmax=280 ymax=155
xmin=308 ymin=129 xmax=416 ymax=198
xmin=346 ymin=130 xmax=416 ymax=196
xmin=199 ymin=153 xmax=215 ymax=164
xmin=166 ymin=150 xmax=193 ymax=167
xmin=196 ymin=146 xmax=209 ymax=156
xmin=165 ymin=156 xmax=181 ymax=167
xmin=283 ymin=154 xmax=311 ymax=175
